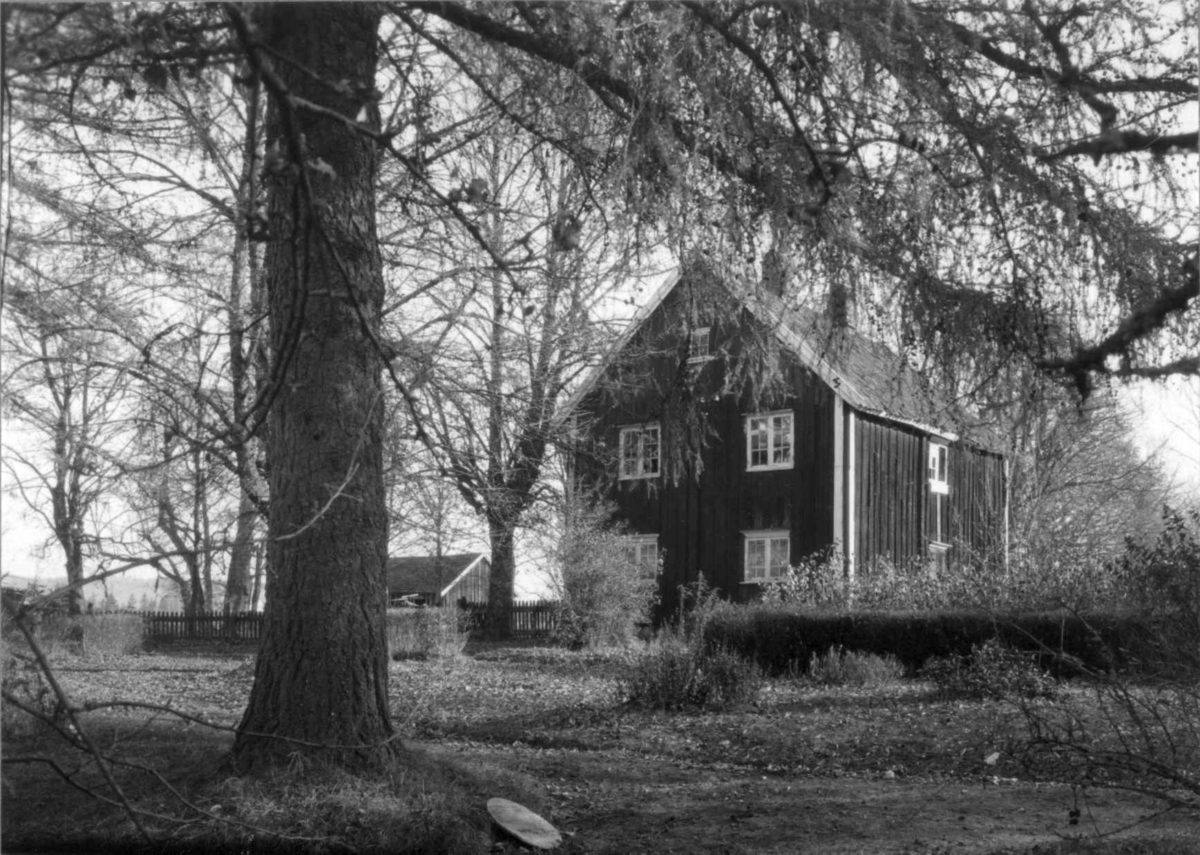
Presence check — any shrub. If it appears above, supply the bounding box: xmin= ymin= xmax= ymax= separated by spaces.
xmin=754 ymin=536 xmax=1200 ymax=615
xmin=621 ymin=586 xmax=761 ymax=710
xmin=704 ymin=604 xmax=1161 ymax=678
xmin=19 ymin=613 xmax=143 ymax=659
xmin=807 ymin=645 xmax=904 ymax=687
xmin=922 ymin=638 xmax=1058 ymax=701
xmin=78 ymin=613 xmax=143 ymax=657
xmin=549 ymin=498 xmax=659 ymax=649
xmin=1 ymin=633 xmax=54 ymax=739
xmin=1114 ymin=505 xmax=1200 ymax=671
xmin=1012 ymin=669 xmax=1200 ymax=812
xmin=758 ymin=546 xmax=848 ymax=608
xmin=387 ymin=607 xmax=469 ymax=661
xmin=620 ymin=633 xmax=761 ymax=710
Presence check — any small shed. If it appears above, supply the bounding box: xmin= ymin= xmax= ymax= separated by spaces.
xmin=385 ymin=553 xmax=491 ymax=606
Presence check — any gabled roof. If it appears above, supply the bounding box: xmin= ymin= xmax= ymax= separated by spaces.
xmin=746 ymin=286 xmax=959 ymax=439
xmin=559 ymin=270 xmax=974 ymax=441
xmin=386 ymin=553 xmax=488 ymax=599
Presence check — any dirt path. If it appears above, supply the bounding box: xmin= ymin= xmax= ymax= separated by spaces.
xmin=433 ymin=743 xmax=1199 ymax=853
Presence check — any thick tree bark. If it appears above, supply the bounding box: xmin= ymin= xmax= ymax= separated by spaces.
xmin=484 ymin=515 xmax=516 ymax=640
xmin=232 ymin=4 xmax=394 ymax=771
xmin=224 ymin=491 xmax=256 ymax=615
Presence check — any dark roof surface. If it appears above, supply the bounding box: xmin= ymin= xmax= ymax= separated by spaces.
xmin=560 ymin=271 xmax=1000 ymax=449
xmin=386 ymin=553 xmax=486 ymax=595
xmin=752 ymin=289 xmax=955 ymax=435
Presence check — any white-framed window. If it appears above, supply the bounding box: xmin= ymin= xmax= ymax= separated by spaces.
xmin=687 ymin=326 xmax=712 ymax=363
xmin=622 ymin=535 xmax=659 ymax=575
xmin=745 ymin=411 xmax=794 ymax=470
xmin=928 ymin=442 xmax=949 ymax=494
xmin=928 ymin=441 xmax=949 ymax=545
xmin=743 ymin=530 xmax=791 ymax=581
xmin=619 ymin=423 xmax=661 ymax=480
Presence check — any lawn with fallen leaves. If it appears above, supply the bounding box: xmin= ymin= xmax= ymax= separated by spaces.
xmin=5 ymin=641 xmax=1199 ymax=853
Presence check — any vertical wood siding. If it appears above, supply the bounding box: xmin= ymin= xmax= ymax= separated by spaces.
xmin=444 ymin=560 xmax=490 ymax=605
xmin=949 ymin=444 xmax=1007 ymax=563
xmin=576 ymin=282 xmax=1007 ymax=616
xmin=853 ymin=416 xmax=926 ymax=572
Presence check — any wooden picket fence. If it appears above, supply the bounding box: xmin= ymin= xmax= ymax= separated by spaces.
xmin=142 ymin=610 xmax=263 ymax=642
xmin=141 ymin=601 xmax=560 ymax=642
xmin=461 ymin=599 xmax=559 ymax=639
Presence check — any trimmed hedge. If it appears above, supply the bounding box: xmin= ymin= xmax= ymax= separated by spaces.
xmin=702 ymin=606 xmax=1169 ymax=677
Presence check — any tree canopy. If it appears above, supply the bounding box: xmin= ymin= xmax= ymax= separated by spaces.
xmin=417 ymin=1 xmax=1196 ymax=395
xmin=3 ymin=0 xmax=1195 ymax=770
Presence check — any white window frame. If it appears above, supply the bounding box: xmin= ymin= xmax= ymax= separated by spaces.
xmin=928 ymin=441 xmax=950 ymax=546
xmin=621 ymin=535 xmax=659 ymax=575
xmin=928 ymin=442 xmax=949 ymax=495
xmin=745 ymin=410 xmax=794 ymax=471
xmin=742 ymin=530 xmax=791 ymax=582
xmin=687 ymin=326 xmax=712 ymax=363
xmin=618 ymin=423 xmax=661 ymax=480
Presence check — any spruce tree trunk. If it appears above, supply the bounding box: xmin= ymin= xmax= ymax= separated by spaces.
xmin=232 ymin=3 xmax=393 ymax=771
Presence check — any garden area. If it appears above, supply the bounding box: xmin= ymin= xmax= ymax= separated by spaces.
xmin=4 ymin=591 xmax=1199 ymax=854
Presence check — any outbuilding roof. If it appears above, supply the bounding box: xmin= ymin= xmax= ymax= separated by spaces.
xmin=385 ymin=553 xmax=488 ymax=599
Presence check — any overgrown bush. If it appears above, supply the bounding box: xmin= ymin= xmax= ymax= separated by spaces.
xmin=1007 ymin=514 xmax=1200 ymax=811
xmin=387 ymin=606 xmax=469 ymax=661
xmin=80 ymin=613 xmax=143 ymax=657
xmin=620 ymin=633 xmax=762 ymax=710
xmin=1 ymin=631 xmax=55 ymax=739
xmin=758 ymin=546 xmax=1015 ymax=611
xmin=620 ymin=585 xmax=760 ymax=710
xmin=1012 ymin=671 xmax=1200 ymax=811
xmin=705 ymin=603 xmax=1159 ymax=677
xmin=807 ymin=645 xmax=904 ymax=687
xmin=756 ymin=534 xmax=1195 ymax=614
xmin=550 ymin=499 xmax=659 ymax=649
xmin=1114 ymin=505 xmax=1200 ymax=671
xmin=25 ymin=613 xmax=143 ymax=659
xmin=922 ymin=638 xmax=1058 ymax=701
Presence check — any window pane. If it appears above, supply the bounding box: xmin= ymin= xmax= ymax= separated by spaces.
xmin=749 ymin=429 xmax=767 ymax=467
xmin=746 ymin=539 xmax=766 ymax=577
xmin=769 ymin=538 xmax=790 ymax=576
xmin=642 ymin=428 xmax=659 ymax=474
xmin=774 ymin=415 xmax=792 ymax=464
xmin=621 ymin=431 xmax=638 ymax=477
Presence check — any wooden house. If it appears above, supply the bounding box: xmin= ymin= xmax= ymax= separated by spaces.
xmin=385 ymin=552 xmax=491 ymax=607
xmin=562 ymin=272 xmax=1007 ymax=616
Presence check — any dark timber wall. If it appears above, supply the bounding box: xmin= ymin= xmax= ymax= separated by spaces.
xmin=949 ymin=444 xmax=1007 ymax=563
xmin=575 ymin=279 xmax=1007 ymax=617
xmin=579 ymin=285 xmax=838 ymax=616
xmin=853 ymin=415 xmax=927 ymax=571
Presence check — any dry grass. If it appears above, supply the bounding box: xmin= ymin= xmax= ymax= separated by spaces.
xmin=386 ymin=607 xmax=469 ymax=661
xmin=804 ymin=645 xmax=906 ymax=687
xmin=7 ymin=641 xmax=1199 ymax=852
xmin=3 ymin=709 xmax=545 ymax=854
